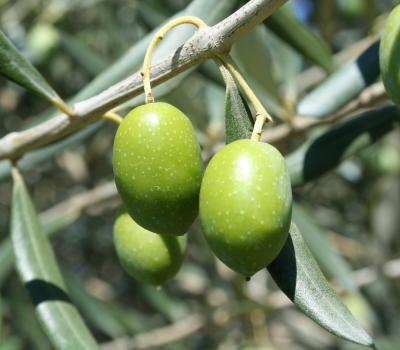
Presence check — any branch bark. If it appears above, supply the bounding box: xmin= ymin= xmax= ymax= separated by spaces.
xmin=0 ymin=0 xmax=286 ymax=161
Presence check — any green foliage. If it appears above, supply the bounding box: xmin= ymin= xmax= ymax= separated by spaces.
xmin=297 ymin=40 xmax=380 ymax=118
xmin=268 ymin=223 xmax=374 ymax=347
xmin=221 ymin=65 xmax=253 ymax=143
xmin=265 ymin=4 xmax=335 ymax=72
xmin=1 ymin=0 xmax=399 ymax=349
xmin=10 ymin=168 xmax=98 ymax=350
xmin=380 ymin=4 xmax=400 ymax=106
xmin=0 ymin=30 xmax=63 ymax=107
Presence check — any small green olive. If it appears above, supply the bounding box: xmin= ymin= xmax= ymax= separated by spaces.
xmin=113 ymin=209 xmax=187 ymax=286
xmin=199 ymin=139 xmax=292 ymax=277
xmin=380 ymin=4 xmax=400 ymax=106
xmin=113 ymin=102 xmax=203 ymax=235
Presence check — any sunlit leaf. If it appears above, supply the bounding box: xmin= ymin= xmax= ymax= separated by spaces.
xmin=268 ymin=222 xmax=375 ymax=347
xmin=297 ymin=40 xmax=380 ymax=118
xmin=0 ymin=30 xmax=70 ymax=115
xmin=293 ymin=203 xmax=356 ymax=291
xmin=10 ymin=167 xmax=98 ymax=350
xmin=265 ymin=4 xmax=335 ymax=72
xmin=220 ymin=64 xmax=253 ymax=143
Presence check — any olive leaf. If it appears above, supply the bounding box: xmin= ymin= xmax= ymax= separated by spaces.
xmin=287 ymin=104 xmax=400 ymax=186
xmin=292 ymin=203 xmax=356 ymax=291
xmin=265 ymin=4 xmax=335 ymax=72
xmin=10 ymin=167 xmax=98 ymax=350
xmin=268 ymin=222 xmax=375 ymax=347
xmin=231 ymin=25 xmax=284 ymax=116
xmin=297 ymin=40 xmax=380 ymax=118
xmin=219 ymin=64 xmax=253 ymax=143
xmin=7 ymin=278 xmax=52 ymax=350
xmin=0 ymin=30 xmax=68 ymax=112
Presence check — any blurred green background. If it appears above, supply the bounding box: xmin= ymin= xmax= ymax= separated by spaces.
xmin=1 ymin=0 xmax=400 ymax=349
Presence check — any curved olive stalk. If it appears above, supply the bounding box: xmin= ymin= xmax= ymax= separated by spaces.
xmin=141 ymin=16 xmax=272 ymax=140
xmin=216 ymin=54 xmax=273 ymax=141
xmin=141 ymin=16 xmax=208 ymax=104
xmin=102 ymin=111 xmax=123 ymax=125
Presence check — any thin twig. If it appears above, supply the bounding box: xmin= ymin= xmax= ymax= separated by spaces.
xmin=39 ymin=181 xmax=119 ymax=227
xmin=100 ymin=314 xmax=206 ymax=350
xmin=263 ymin=81 xmax=387 ymax=144
xmin=0 ymin=0 xmax=287 ymax=161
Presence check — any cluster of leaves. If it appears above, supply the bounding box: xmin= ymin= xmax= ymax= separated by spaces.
xmin=0 ymin=0 xmax=400 ymax=349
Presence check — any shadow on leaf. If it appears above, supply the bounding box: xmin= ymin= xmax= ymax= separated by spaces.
xmin=25 ymin=279 xmax=71 ymax=307
xmin=267 ymin=232 xmax=297 ymax=300
xmin=302 ymin=104 xmax=400 ymax=183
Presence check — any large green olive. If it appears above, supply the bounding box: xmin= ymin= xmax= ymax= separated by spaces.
xmin=199 ymin=139 xmax=292 ymax=277
xmin=113 ymin=102 xmax=203 ymax=235
xmin=380 ymin=4 xmax=400 ymax=106
xmin=113 ymin=209 xmax=187 ymax=285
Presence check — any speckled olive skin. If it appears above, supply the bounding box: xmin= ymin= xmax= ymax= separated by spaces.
xmin=199 ymin=139 xmax=292 ymax=277
xmin=113 ymin=102 xmax=203 ymax=235
xmin=114 ymin=209 xmax=187 ymax=285
xmin=380 ymin=4 xmax=400 ymax=106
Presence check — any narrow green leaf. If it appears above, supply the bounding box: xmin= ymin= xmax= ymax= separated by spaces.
xmin=297 ymin=40 xmax=380 ymax=118
xmin=7 ymin=278 xmax=52 ymax=350
xmin=0 ymin=239 xmax=14 ymax=286
xmin=60 ymin=33 xmax=109 ymax=77
xmin=64 ymin=273 xmax=127 ymax=338
xmin=265 ymin=5 xmax=335 ymax=72
xmin=293 ymin=203 xmax=356 ymax=291
xmin=231 ymin=25 xmax=283 ymax=109
xmin=10 ymin=167 xmax=98 ymax=350
xmin=220 ymin=65 xmax=253 ymax=143
xmin=287 ymin=104 xmax=400 ymax=186
xmin=0 ymin=30 xmax=66 ymax=110
xmin=268 ymin=222 xmax=375 ymax=347
xmin=266 ymin=29 xmax=303 ymax=109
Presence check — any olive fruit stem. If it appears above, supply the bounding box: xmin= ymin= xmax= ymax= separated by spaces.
xmin=217 ymin=54 xmax=273 ymax=141
xmin=102 ymin=111 xmax=123 ymax=125
xmin=141 ymin=16 xmax=208 ymax=104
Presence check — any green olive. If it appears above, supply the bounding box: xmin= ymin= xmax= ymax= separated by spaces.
xmin=113 ymin=102 xmax=203 ymax=235
xmin=380 ymin=4 xmax=400 ymax=106
xmin=199 ymin=139 xmax=292 ymax=277
xmin=113 ymin=209 xmax=187 ymax=285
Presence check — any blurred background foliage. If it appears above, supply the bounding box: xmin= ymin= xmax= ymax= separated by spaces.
xmin=0 ymin=0 xmax=400 ymax=349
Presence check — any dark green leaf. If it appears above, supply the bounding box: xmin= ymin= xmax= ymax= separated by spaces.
xmin=297 ymin=40 xmax=380 ymax=118
xmin=265 ymin=5 xmax=335 ymax=72
xmin=220 ymin=64 xmax=253 ymax=143
xmin=0 ymin=30 xmax=64 ymax=107
xmin=7 ymin=278 xmax=52 ymax=350
xmin=293 ymin=203 xmax=355 ymax=291
xmin=10 ymin=167 xmax=98 ymax=350
xmin=268 ymin=222 xmax=374 ymax=347
xmin=287 ymin=104 xmax=400 ymax=186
